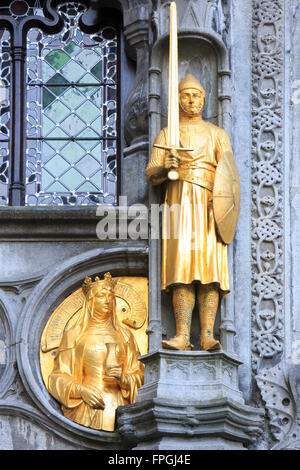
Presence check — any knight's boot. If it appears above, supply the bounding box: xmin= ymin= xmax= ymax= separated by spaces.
xmin=197 ymin=283 xmax=222 ymax=351
xmin=162 ymin=284 xmax=195 ymax=351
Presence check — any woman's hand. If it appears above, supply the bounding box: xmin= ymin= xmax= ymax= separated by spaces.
xmin=105 ymin=366 xmax=122 ymax=380
xmin=79 ymin=384 xmax=105 ymax=409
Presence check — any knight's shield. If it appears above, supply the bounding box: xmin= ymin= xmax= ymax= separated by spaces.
xmin=213 ymin=151 xmax=240 ymax=244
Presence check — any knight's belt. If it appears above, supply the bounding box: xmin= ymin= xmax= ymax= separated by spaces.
xmin=177 ymin=162 xmax=216 ymax=192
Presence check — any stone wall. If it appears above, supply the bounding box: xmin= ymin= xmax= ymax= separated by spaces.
xmin=0 ymin=0 xmax=299 ymax=450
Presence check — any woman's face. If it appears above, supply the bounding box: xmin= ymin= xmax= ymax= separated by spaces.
xmin=93 ymin=287 xmax=114 ymax=317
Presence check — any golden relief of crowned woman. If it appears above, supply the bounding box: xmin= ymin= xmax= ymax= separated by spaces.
xmin=47 ymin=273 xmax=144 ymax=432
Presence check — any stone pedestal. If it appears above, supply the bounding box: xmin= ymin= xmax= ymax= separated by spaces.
xmin=118 ymin=350 xmax=264 ymax=450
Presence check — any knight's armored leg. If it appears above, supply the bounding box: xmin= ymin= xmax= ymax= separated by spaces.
xmin=162 ymin=284 xmax=195 ymax=351
xmin=197 ymin=283 xmax=222 ymax=351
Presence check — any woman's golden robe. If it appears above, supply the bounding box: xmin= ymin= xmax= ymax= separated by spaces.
xmin=146 ymin=115 xmax=232 ymax=293
xmin=48 ymin=317 xmax=144 ymax=431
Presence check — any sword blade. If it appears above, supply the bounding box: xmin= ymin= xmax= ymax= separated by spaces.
xmin=167 ymin=2 xmax=179 ymax=148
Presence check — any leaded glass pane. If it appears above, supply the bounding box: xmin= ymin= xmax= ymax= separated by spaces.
xmin=0 ymin=28 xmax=10 ymax=205
xmin=26 ymin=138 xmax=116 ymax=206
xmin=25 ymin=2 xmax=118 ymax=206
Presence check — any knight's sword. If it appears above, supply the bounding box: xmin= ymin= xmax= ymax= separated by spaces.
xmin=154 ymin=1 xmax=193 ymax=181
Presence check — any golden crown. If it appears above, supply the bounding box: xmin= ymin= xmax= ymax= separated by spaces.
xmin=82 ymin=272 xmax=117 ymax=295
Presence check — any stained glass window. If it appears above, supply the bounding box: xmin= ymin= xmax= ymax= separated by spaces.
xmin=0 ymin=0 xmax=43 ymax=17
xmin=25 ymin=3 xmax=118 ymax=206
xmin=0 ymin=28 xmax=10 ymax=206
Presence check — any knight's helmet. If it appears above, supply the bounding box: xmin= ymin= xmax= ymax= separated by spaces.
xmin=179 ymin=74 xmax=205 ymax=97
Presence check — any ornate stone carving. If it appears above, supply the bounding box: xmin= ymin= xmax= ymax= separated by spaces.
xmin=136 ymin=350 xmax=245 ymax=406
xmin=222 ymin=364 xmax=235 ymax=385
xmin=119 ymin=348 xmax=265 ymax=449
xmin=191 ymin=361 xmax=217 ymax=381
xmin=256 ymin=362 xmax=300 ymax=450
xmin=122 ymin=0 xmax=149 ymax=146
xmin=165 ymin=359 xmax=190 ymax=380
xmin=1 ymin=372 xmax=32 ymax=406
xmin=154 ymin=0 xmax=226 ymax=37
xmin=145 ymin=362 xmax=159 ymax=383
xmin=124 ymin=75 xmax=149 ymax=145
xmin=251 ymin=0 xmax=284 ymax=372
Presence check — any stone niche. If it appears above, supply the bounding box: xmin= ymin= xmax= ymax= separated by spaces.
xmin=160 ymin=37 xmax=219 ymax=126
xmin=149 ymin=29 xmax=230 ymax=350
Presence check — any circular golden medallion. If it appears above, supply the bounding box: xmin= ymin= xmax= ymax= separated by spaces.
xmin=40 ymin=276 xmax=148 ymax=389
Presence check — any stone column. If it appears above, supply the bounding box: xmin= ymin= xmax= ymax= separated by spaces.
xmin=121 ymin=2 xmax=150 ymax=206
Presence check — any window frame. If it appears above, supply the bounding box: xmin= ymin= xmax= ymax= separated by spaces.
xmin=0 ymin=0 xmax=122 ymax=206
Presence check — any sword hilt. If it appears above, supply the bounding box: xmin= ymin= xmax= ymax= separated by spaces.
xmin=153 ymin=144 xmax=194 ymax=181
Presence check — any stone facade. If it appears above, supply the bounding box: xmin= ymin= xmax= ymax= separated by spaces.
xmin=0 ymin=0 xmax=299 ymax=450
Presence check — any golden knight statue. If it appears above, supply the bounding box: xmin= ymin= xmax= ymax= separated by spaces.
xmin=146 ymin=4 xmax=240 ymax=353
xmin=46 ymin=273 xmax=144 ymax=431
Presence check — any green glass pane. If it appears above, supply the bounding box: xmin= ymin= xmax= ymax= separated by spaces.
xmin=91 ymin=62 xmax=102 ymax=81
xmin=64 ymin=41 xmax=81 ymax=57
xmin=76 ymin=155 xmax=100 ymax=176
xmin=78 ymin=139 xmax=99 ymax=151
xmin=45 ymin=100 xmax=70 ymax=122
xmin=45 ymin=50 xmax=70 ymax=70
xmin=90 ymin=116 xmax=102 ymax=135
xmin=60 ymin=168 xmax=85 ymax=189
xmin=78 ymin=74 xmax=99 ymax=94
xmin=61 ymin=114 xmax=86 ymax=136
xmin=90 ymin=173 xmax=102 ymax=187
xmin=44 ymin=155 xmax=70 ymax=177
xmin=42 ymin=61 xmax=56 ymax=81
xmin=46 ymin=73 xmax=69 ymax=96
xmin=46 ymin=181 xmax=68 ymax=192
xmin=61 ymin=87 xmax=85 ymax=110
xmin=44 ymin=139 xmax=67 ymax=151
xmin=77 ymin=101 xmax=100 ymax=124
xmin=61 ymin=141 xmax=85 ymax=164
xmin=42 ymin=88 xmax=56 ymax=109
xmin=41 ymin=141 xmax=56 ymax=162
xmin=77 ymin=181 xmax=99 ymax=192
xmin=77 ymin=128 xmax=99 ymax=139
xmin=41 ymin=169 xmax=54 ymax=188
xmin=61 ymin=60 xmax=86 ymax=82
xmin=76 ymin=50 xmax=101 ymax=70
xmin=42 ymin=114 xmax=56 ymax=136
xmin=90 ymin=143 xmax=102 ymax=161
xmin=90 ymin=89 xmax=102 ymax=107
xmin=46 ymin=128 xmax=69 ymax=139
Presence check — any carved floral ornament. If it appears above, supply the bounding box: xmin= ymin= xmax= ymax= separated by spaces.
xmin=256 ymin=362 xmax=300 ymax=449
xmin=251 ymin=0 xmax=284 ymax=371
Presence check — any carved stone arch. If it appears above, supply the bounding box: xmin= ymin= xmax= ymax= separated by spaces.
xmin=204 ymin=0 xmax=225 ymax=35
xmin=0 ymin=291 xmax=17 ymax=398
xmin=15 ymin=246 xmax=147 ymax=448
xmin=149 ymin=29 xmax=231 ymax=137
